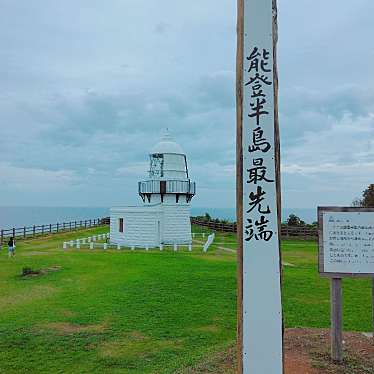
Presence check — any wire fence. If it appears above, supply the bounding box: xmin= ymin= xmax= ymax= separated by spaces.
xmin=1 ymin=215 xmax=317 ymax=246
xmin=190 ymin=218 xmax=317 ymax=240
xmin=1 ymin=217 xmax=110 ymax=245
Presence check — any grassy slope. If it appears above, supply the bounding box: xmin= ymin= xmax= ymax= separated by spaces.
xmin=0 ymin=226 xmax=372 ymax=373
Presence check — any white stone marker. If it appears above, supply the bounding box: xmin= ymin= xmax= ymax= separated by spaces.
xmin=103 ymin=243 xmax=107 ymax=250
xmin=203 ymin=233 xmax=215 ymax=253
xmin=188 ymin=244 xmax=192 ymax=252
xmin=159 ymin=244 xmax=163 ymax=251
xmin=90 ymin=242 xmax=94 ymax=250
xmin=173 ymin=244 xmax=177 ymax=251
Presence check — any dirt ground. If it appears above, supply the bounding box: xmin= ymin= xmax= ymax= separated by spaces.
xmin=284 ymin=328 xmax=374 ymax=374
xmin=184 ymin=328 xmax=374 ymax=374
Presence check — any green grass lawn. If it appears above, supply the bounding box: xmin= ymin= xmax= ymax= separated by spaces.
xmin=0 ymin=226 xmax=372 ymax=373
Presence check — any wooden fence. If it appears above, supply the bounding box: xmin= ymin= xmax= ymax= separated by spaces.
xmin=190 ymin=218 xmax=317 ymax=240
xmin=1 ymin=216 xmax=110 ymax=245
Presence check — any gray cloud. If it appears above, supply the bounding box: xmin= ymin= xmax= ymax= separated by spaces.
xmin=0 ymin=0 xmax=373 ymax=209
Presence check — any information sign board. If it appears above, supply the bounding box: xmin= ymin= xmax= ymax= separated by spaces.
xmin=318 ymin=207 xmax=374 ymax=277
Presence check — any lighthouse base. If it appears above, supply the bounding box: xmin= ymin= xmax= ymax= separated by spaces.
xmin=110 ymin=203 xmax=192 ymax=248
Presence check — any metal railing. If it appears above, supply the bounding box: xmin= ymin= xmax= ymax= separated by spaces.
xmin=138 ymin=180 xmax=196 ymax=195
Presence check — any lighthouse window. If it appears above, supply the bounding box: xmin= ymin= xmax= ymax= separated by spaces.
xmin=119 ymin=218 xmax=124 ymax=233
xmin=150 ymin=154 xmax=164 ymax=178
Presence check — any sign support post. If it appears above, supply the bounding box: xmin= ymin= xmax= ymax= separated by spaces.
xmin=331 ymin=278 xmax=343 ymax=362
xmin=236 ymin=0 xmax=283 ymax=373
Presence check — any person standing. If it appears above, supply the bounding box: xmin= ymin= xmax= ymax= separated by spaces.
xmin=8 ymin=237 xmax=15 ymax=258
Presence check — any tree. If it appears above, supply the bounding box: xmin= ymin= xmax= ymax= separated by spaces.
xmin=204 ymin=212 xmax=212 ymax=221
xmin=287 ymin=214 xmax=305 ymax=226
xmin=361 ymin=184 xmax=374 ymax=207
xmin=351 ymin=197 xmax=362 ymax=207
xmin=352 ymin=184 xmax=374 ymax=208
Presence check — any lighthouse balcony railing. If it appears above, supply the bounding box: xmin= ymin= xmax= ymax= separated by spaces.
xmin=138 ymin=180 xmax=196 ymax=195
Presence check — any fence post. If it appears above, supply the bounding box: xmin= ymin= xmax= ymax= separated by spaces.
xmin=1 ymin=230 xmax=3 ymax=245
xmin=42 ymin=225 xmax=44 ymax=235
xmin=50 ymin=224 xmax=52 ymax=233
xmin=69 ymin=222 xmax=72 ymax=231
xmin=90 ymin=219 xmax=92 ymax=227
xmin=74 ymin=221 xmax=77 ymax=230
xmin=23 ymin=226 xmax=26 ymax=238
xmin=33 ymin=225 xmax=35 ymax=237
xmin=57 ymin=223 xmax=59 ymax=233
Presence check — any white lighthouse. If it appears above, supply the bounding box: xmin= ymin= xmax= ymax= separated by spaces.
xmin=110 ymin=130 xmax=196 ymax=248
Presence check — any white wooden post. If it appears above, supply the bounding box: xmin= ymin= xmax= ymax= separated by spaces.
xmin=145 ymin=246 xmax=149 ymax=251
xmin=87 ymin=237 xmax=91 ymax=242
xmin=69 ymin=240 xmax=74 ymax=247
xmin=63 ymin=242 xmax=67 ymax=249
xmin=192 ymin=233 xmax=195 ymax=238
xmin=160 ymin=244 xmax=163 ymax=251
xmin=76 ymin=242 xmax=80 ymax=249
xmin=131 ymin=246 xmax=135 ymax=251
xmin=174 ymin=244 xmax=177 ymax=251
xmin=103 ymin=243 xmax=107 ymax=250
xmin=82 ymin=238 xmax=86 ymax=244
xmin=188 ymin=244 xmax=192 ymax=252
xmin=237 ymin=0 xmax=283 ymax=372
xmin=90 ymin=242 xmax=94 ymax=250
xmin=117 ymin=244 xmax=121 ymax=250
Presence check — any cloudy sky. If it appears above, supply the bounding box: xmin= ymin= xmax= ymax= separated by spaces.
xmin=0 ymin=0 xmax=373 ymax=209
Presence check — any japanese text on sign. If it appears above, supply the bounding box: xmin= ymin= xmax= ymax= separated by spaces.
xmin=244 ymin=46 xmax=275 ymax=243
xmin=322 ymin=212 xmax=374 ymax=274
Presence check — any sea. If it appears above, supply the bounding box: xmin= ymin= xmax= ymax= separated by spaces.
xmin=0 ymin=206 xmax=317 ymax=230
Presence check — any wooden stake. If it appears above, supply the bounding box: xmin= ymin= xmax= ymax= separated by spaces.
xmin=331 ymin=278 xmax=343 ymax=362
